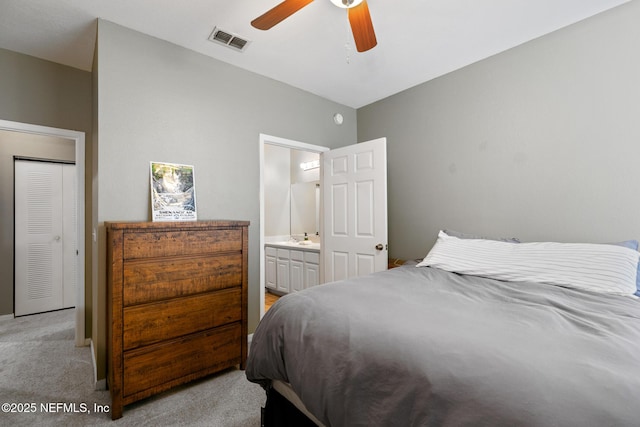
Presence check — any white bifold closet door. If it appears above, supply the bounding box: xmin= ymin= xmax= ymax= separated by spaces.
xmin=14 ymin=160 xmax=76 ymax=316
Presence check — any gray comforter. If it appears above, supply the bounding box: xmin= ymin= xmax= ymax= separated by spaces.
xmin=246 ymin=266 xmax=640 ymax=426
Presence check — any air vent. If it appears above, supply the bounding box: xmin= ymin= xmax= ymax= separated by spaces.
xmin=208 ymin=27 xmax=251 ymax=52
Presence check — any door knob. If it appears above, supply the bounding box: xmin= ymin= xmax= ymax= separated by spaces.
xmin=54 ymin=235 xmax=61 ymax=241
xmin=375 ymin=243 xmax=384 ymax=251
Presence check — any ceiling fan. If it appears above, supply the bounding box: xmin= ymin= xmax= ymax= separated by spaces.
xmin=251 ymin=0 xmax=377 ymax=52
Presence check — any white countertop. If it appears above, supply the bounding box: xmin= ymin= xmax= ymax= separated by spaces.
xmin=265 ymin=241 xmax=320 ymax=251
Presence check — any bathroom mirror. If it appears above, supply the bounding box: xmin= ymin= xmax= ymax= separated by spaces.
xmin=291 ymin=181 xmax=319 ymax=236
xmin=263 ymin=144 xmax=320 ymax=240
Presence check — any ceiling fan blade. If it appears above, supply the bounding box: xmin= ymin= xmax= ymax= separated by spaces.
xmin=348 ymin=0 xmax=377 ymax=52
xmin=251 ymin=0 xmax=315 ymax=30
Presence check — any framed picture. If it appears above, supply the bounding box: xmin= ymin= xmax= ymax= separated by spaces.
xmin=150 ymin=161 xmax=197 ymax=221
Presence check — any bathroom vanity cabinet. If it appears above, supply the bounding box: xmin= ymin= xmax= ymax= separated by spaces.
xmin=265 ymin=244 xmax=320 ymax=294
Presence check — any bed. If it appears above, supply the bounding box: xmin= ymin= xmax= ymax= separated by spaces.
xmin=246 ymin=231 xmax=640 ymax=426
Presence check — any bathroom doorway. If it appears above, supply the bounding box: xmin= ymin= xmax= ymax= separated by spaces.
xmin=260 ymin=134 xmax=329 ymax=318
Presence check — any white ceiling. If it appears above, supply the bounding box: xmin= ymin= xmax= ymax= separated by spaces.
xmin=0 ymin=0 xmax=630 ymax=108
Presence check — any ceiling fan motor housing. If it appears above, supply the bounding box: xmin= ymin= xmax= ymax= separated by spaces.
xmin=330 ymin=0 xmax=364 ymax=9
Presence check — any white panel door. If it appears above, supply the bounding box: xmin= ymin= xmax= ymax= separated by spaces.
xmin=14 ymin=160 xmax=76 ymax=316
xmin=322 ymin=138 xmax=388 ymax=282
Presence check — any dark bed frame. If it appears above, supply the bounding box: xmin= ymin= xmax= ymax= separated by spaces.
xmin=262 ymin=387 xmax=318 ymax=427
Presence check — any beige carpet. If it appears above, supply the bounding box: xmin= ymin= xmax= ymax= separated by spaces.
xmin=0 ymin=309 xmax=265 ymax=426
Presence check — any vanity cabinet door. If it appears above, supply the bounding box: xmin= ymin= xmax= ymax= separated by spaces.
xmin=265 ymin=247 xmax=277 ymax=291
xmin=276 ymin=249 xmax=290 ymax=294
xmin=304 ymin=251 xmax=320 ymax=288
xmin=290 ymin=250 xmax=304 ymax=292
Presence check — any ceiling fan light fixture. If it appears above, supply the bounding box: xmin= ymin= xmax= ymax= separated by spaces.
xmin=330 ymin=0 xmax=363 ymax=9
xmin=251 ymin=0 xmax=376 ymax=52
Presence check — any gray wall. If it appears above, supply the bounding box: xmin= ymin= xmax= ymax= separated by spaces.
xmin=0 ymin=48 xmax=92 ymax=133
xmin=94 ymin=20 xmax=357 ymax=379
xmin=0 ymin=48 xmax=93 ymax=323
xmin=358 ymin=1 xmax=640 ymax=261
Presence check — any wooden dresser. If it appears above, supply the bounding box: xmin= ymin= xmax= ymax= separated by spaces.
xmin=106 ymin=220 xmax=249 ymax=419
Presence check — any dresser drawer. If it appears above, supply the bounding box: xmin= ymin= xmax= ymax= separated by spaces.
xmin=123 ymin=288 xmax=241 ymax=350
xmin=123 ymin=254 xmax=242 ymax=305
xmin=123 ymin=229 xmax=242 ymax=260
xmin=123 ymin=323 xmax=241 ymax=398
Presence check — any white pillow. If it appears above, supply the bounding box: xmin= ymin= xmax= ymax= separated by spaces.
xmin=417 ymin=231 xmax=639 ymax=296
